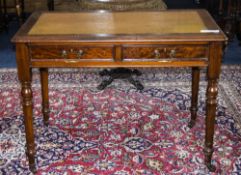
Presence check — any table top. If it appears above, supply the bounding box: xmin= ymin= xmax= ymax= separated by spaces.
xmin=12 ymin=10 xmax=227 ymax=43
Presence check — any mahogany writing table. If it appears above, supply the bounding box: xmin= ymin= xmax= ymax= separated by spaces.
xmin=12 ymin=10 xmax=227 ymax=173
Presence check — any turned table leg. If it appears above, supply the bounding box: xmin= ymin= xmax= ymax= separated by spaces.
xmin=2 ymin=0 xmax=9 ymax=30
xmin=40 ymin=68 xmax=50 ymax=126
xmin=234 ymin=0 xmax=241 ymax=45
xmin=16 ymin=44 xmax=36 ymax=173
xmin=15 ymin=0 xmax=23 ymax=25
xmin=21 ymin=81 xmax=36 ymax=173
xmin=204 ymin=42 xmax=223 ymax=172
xmin=204 ymin=79 xmax=218 ymax=172
xmin=47 ymin=0 xmax=54 ymax=11
xmin=189 ymin=67 xmax=200 ymax=128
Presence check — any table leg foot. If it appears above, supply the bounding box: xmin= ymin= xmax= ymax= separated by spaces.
xmin=204 ymin=146 xmax=216 ymax=172
xmin=43 ymin=106 xmax=50 ymax=126
xmin=43 ymin=119 xmax=49 ymax=126
xmin=29 ymin=163 xmax=37 ymax=173
xmin=188 ymin=119 xmax=195 ymax=128
xmin=26 ymin=143 xmax=36 ymax=173
xmin=206 ymin=163 xmax=216 ymax=172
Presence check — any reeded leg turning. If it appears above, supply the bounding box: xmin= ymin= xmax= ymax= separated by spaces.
xmin=188 ymin=67 xmax=200 ymax=128
xmin=203 ymin=42 xmax=223 ymax=172
xmin=21 ymin=81 xmax=36 ymax=173
xmin=40 ymin=68 xmax=50 ymax=126
xmin=204 ymin=79 xmax=218 ymax=172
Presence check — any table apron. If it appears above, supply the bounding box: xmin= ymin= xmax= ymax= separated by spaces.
xmin=30 ymin=59 xmax=208 ymax=68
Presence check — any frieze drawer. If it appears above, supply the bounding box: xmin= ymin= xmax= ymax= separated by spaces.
xmin=123 ymin=45 xmax=208 ymax=60
xmin=29 ymin=45 xmax=114 ymax=60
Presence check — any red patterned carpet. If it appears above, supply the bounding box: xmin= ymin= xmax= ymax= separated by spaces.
xmin=0 ymin=66 xmax=241 ymax=174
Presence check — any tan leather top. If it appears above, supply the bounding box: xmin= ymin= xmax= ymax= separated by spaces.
xmin=28 ymin=11 xmax=215 ymax=35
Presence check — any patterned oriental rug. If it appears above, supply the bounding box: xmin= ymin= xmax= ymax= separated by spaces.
xmin=0 ymin=65 xmax=241 ymax=175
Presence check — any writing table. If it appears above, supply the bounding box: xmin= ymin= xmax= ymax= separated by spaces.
xmin=12 ymin=10 xmax=227 ymax=173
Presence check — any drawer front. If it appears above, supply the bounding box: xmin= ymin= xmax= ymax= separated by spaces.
xmin=123 ymin=45 xmax=208 ymax=60
xmin=29 ymin=45 xmax=114 ymax=60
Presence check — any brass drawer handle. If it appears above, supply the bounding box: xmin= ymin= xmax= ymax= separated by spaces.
xmin=77 ymin=50 xmax=84 ymax=59
xmin=169 ymin=49 xmax=176 ymax=58
xmin=61 ymin=50 xmax=67 ymax=58
xmin=61 ymin=49 xmax=84 ymax=59
xmin=154 ymin=49 xmax=160 ymax=58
